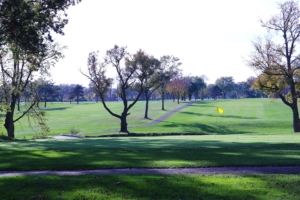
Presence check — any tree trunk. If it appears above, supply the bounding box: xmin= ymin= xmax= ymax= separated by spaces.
xmin=291 ymin=99 xmax=300 ymax=132
xmin=120 ymin=112 xmax=128 ymax=133
xmin=4 ymin=96 xmax=17 ymax=138
xmin=144 ymin=97 xmax=149 ymax=119
xmin=44 ymin=99 xmax=47 ymax=108
xmin=177 ymin=96 xmax=180 ymax=104
xmin=161 ymin=90 xmax=165 ymax=110
xmin=144 ymin=90 xmax=149 ymax=119
xmin=17 ymin=97 xmax=20 ymax=111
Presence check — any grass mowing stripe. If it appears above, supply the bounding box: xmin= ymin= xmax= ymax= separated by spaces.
xmin=0 ymin=174 xmax=299 ymax=200
xmin=1 ymin=135 xmax=300 ymax=170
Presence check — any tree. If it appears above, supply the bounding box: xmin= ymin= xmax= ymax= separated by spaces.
xmin=0 ymin=0 xmax=81 ymax=54
xmin=0 ymin=0 xmax=80 ymax=138
xmin=70 ymin=84 xmax=84 ymax=104
xmin=215 ymin=76 xmax=235 ymax=99
xmin=0 ymin=43 xmax=63 ymax=138
xmin=57 ymin=84 xmax=71 ymax=102
xmin=82 ymin=46 xmax=151 ymax=133
xmin=246 ymin=0 xmax=300 ymax=132
xmin=187 ymin=76 xmax=207 ymax=100
xmin=141 ymin=56 xmax=161 ymax=119
xmin=37 ymin=80 xmax=59 ymax=107
xmin=166 ymin=77 xmax=186 ymax=104
xmin=157 ymin=55 xmax=181 ymax=110
xmin=210 ymin=85 xmax=223 ymax=100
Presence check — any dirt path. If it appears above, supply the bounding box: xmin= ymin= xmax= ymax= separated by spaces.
xmin=1 ymin=166 xmax=300 ymax=177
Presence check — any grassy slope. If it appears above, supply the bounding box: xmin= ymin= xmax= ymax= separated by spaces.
xmin=131 ymin=98 xmax=293 ymax=134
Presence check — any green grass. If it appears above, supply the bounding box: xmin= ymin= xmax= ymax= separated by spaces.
xmin=1 ymin=135 xmax=300 ymax=170
xmin=131 ymin=98 xmax=294 ymax=134
xmin=1 ymin=174 xmax=300 ymax=199
xmin=8 ymin=98 xmax=296 ymax=138
xmin=11 ymin=100 xmax=185 ymax=138
xmin=1 ymin=98 xmax=300 ymax=199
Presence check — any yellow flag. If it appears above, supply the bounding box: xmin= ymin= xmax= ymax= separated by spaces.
xmin=217 ymin=107 xmax=223 ymax=114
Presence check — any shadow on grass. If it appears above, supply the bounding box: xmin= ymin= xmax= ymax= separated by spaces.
xmin=157 ymin=121 xmax=251 ymax=134
xmin=39 ymin=107 xmax=69 ymax=111
xmin=1 ymin=174 xmax=291 ymax=199
xmin=180 ymin=111 xmax=258 ymax=119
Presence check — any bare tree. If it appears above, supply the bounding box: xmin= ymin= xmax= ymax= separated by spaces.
xmin=246 ymin=0 xmax=300 ymax=132
xmin=82 ymin=46 xmax=152 ymax=133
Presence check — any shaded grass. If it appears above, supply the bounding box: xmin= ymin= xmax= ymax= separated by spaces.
xmin=0 ymin=174 xmax=300 ymax=199
xmin=1 ymin=135 xmax=300 ymax=170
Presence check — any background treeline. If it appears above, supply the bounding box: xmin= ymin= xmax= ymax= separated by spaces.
xmin=12 ymin=75 xmax=266 ymax=109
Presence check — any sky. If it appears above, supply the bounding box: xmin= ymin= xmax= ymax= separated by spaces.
xmin=51 ymin=0 xmax=280 ymax=87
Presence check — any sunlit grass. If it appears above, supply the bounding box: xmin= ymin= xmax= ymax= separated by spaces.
xmin=131 ymin=98 xmax=293 ymax=134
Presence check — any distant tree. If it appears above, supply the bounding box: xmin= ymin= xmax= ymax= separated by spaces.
xmin=57 ymin=84 xmax=71 ymax=102
xmin=157 ymin=55 xmax=181 ymax=110
xmin=215 ymin=76 xmax=235 ymax=99
xmin=70 ymin=84 xmax=84 ymax=104
xmin=82 ymin=46 xmax=152 ymax=133
xmin=246 ymin=0 xmax=300 ymax=132
xmin=166 ymin=77 xmax=186 ymax=104
xmin=210 ymin=85 xmax=223 ymax=100
xmin=187 ymin=76 xmax=207 ymax=100
xmin=37 ymin=80 xmax=59 ymax=107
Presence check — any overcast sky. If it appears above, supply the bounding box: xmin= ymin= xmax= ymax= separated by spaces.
xmin=51 ymin=0 xmax=280 ymax=87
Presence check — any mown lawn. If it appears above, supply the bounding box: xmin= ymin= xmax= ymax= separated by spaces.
xmin=1 ymin=98 xmax=300 ymax=199
xmin=1 ymin=174 xmax=300 ymax=200
xmin=1 ymin=135 xmax=300 ymax=170
xmin=2 ymin=98 xmax=295 ymax=138
xmin=131 ymin=98 xmax=294 ymax=134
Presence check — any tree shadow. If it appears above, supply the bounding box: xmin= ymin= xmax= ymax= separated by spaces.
xmin=181 ymin=111 xmax=259 ymax=119
xmin=0 ymin=139 xmax=300 ymax=199
xmin=39 ymin=107 xmax=69 ymax=111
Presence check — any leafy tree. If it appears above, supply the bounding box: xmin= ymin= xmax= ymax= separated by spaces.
xmin=210 ymin=85 xmax=223 ymax=100
xmin=70 ymin=84 xmax=84 ymax=104
xmin=246 ymin=0 xmax=300 ymax=132
xmin=215 ymin=76 xmax=235 ymax=99
xmin=0 ymin=43 xmax=62 ymax=138
xmin=166 ymin=77 xmax=187 ymax=104
xmin=57 ymin=84 xmax=71 ymax=102
xmin=187 ymin=76 xmax=207 ymax=100
xmin=0 ymin=0 xmax=81 ymax=54
xmin=82 ymin=46 xmax=151 ymax=133
xmin=157 ymin=55 xmax=181 ymax=110
xmin=0 ymin=0 xmax=80 ymax=138
xmin=37 ymin=80 xmax=59 ymax=107
xmin=141 ymin=56 xmax=161 ymax=119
